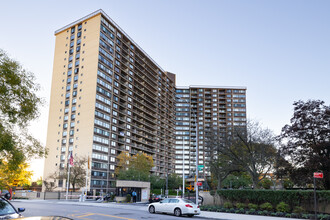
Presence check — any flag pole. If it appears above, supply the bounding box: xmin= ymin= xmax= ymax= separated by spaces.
xmin=85 ymin=154 xmax=89 ymax=201
xmin=66 ymin=161 xmax=70 ymax=200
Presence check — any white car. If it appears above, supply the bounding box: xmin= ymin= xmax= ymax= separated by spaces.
xmin=148 ymin=198 xmax=200 ymax=217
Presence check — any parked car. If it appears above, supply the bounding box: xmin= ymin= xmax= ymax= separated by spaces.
xmin=148 ymin=194 xmax=164 ymax=203
xmin=0 ymin=196 xmax=25 ymax=219
xmin=148 ymin=198 xmax=200 ymax=217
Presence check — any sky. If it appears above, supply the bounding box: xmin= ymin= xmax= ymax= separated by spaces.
xmin=1 ymin=0 xmax=329 ymax=180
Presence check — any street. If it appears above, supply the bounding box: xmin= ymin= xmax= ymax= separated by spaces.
xmin=10 ymin=200 xmax=205 ymax=220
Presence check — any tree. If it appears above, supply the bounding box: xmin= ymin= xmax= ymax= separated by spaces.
xmin=279 ymin=100 xmax=330 ymax=189
xmin=51 ymin=157 xmax=87 ymax=192
xmin=114 ymin=151 xmax=130 ymax=176
xmin=206 ymin=120 xmax=277 ymax=189
xmin=150 ymin=175 xmax=165 ymax=190
xmin=0 ymin=161 xmax=32 ymax=189
xmin=167 ymin=174 xmax=182 ymax=190
xmin=116 ymin=151 xmax=154 ymax=181
xmin=0 ymin=49 xmax=46 ymax=170
xmin=207 ymin=133 xmax=241 ymax=189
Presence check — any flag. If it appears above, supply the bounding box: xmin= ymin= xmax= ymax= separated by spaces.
xmin=69 ymin=152 xmax=74 ymax=167
xmin=87 ymin=155 xmax=90 ymax=169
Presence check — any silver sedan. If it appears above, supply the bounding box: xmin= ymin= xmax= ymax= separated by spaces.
xmin=148 ymin=198 xmax=200 ymax=217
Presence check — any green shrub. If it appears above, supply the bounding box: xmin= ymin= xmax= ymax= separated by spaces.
xmin=276 ymin=202 xmax=290 ymax=213
xmin=302 ymin=214 xmax=309 ymax=219
xmin=229 ymin=208 xmax=235 ymax=213
xmin=110 ymin=194 xmax=116 ymax=201
xmin=285 ymin=213 xmax=292 ymax=218
xmin=239 ymin=208 xmax=245 ymax=214
xmin=235 ymin=210 xmax=240 ymax=214
xmin=262 ymin=210 xmax=269 ymax=216
xmin=248 ymin=203 xmax=258 ymax=210
xmin=270 ymin=212 xmax=276 ymax=216
xmin=249 ymin=208 xmax=256 ymax=214
xmin=276 ymin=212 xmax=285 ymax=217
xmin=210 ymin=190 xmax=216 ymax=196
xmin=235 ymin=202 xmax=246 ymax=209
xmin=293 ymin=206 xmax=304 ymax=214
xmin=223 ymin=202 xmax=233 ymax=209
xmin=216 ymin=189 xmax=330 ymax=208
xmin=320 ymin=214 xmax=330 ymax=220
xmin=257 ymin=211 xmax=263 ymax=215
xmin=260 ymin=202 xmax=273 ymax=211
xmin=126 ymin=194 xmax=131 ymax=202
xmin=261 ymin=179 xmax=272 ymax=189
xmin=291 ymin=213 xmax=300 ymax=218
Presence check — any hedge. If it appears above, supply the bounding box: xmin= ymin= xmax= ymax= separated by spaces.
xmin=216 ymin=189 xmax=330 ymax=207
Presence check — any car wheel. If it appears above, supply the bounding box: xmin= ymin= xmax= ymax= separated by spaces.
xmin=174 ymin=208 xmax=181 ymax=217
xmin=187 ymin=214 xmax=194 ymax=217
xmin=149 ymin=205 xmax=155 ymax=214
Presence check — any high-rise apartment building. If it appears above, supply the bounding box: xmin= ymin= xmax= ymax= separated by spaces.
xmin=174 ymin=86 xmax=247 ymax=179
xmin=43 ymin=10 xmax=176 ymax=192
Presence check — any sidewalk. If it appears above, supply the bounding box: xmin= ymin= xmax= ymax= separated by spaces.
xmin=199 ymin=211 xmax=304 ymax=220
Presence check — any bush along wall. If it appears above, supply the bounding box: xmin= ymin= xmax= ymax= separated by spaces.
xmin=216 ymin=189 xmax=330 ymax=208
xmin=204 ymin=189 xmax=330 ymax=218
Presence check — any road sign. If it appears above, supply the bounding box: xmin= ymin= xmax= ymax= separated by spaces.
xmin=313 ymin=172 xmax=323 ymax=178
xmin=198 ymin=165 xmax=204 ymax=171
xmin=197 ymin=182 xmax=202 ymax=186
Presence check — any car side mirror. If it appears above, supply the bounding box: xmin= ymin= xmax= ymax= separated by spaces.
xmin=4 ymin=193 xmax=11 ymax=200
xmin=18 ymin=208 xmax=25 ymax=213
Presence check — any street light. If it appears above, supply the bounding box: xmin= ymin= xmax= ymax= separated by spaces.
xmin=177 ymin=97 xmax=189 ymax=199
xmin=176 ymin=97 xmax=198 ymax=203
xmin=194 ymin=111 xmax=199 ymax=205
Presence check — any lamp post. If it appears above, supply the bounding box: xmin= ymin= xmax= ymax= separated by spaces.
xmin=177 ymin=97 xmax=198 ymax=203
xmin=182 ymin=137 xmax=185 ymax=198
xmin=177 ymin=97 xmax=189 ymax=199
xmin=194 ymin=113 xmax=199 ymax=205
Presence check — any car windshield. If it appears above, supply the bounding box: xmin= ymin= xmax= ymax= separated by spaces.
xmin=182 ymin=199 xmax=195 ymax=204
xmin=0 ymin=199 xmax=16 ymax=216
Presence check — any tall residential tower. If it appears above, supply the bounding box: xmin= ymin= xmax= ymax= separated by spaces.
xmin=174 ymin=86 xmax=247 ymax=181
xmin=43 ymin=10 xmax=176 ymax=193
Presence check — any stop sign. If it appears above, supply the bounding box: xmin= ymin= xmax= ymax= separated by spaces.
xmin=313 ymin=172 xmax=323 ymax=178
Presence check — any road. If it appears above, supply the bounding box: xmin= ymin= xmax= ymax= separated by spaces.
xmin=10 ymin=200 xmax=205 ymax=220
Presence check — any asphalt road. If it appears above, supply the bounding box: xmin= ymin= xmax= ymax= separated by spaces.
xmin=10 ymin=200 xmax=205 ymax=220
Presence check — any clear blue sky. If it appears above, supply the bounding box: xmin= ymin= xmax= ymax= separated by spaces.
xmin=1 ymin=0 xmax=329 ymax=178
